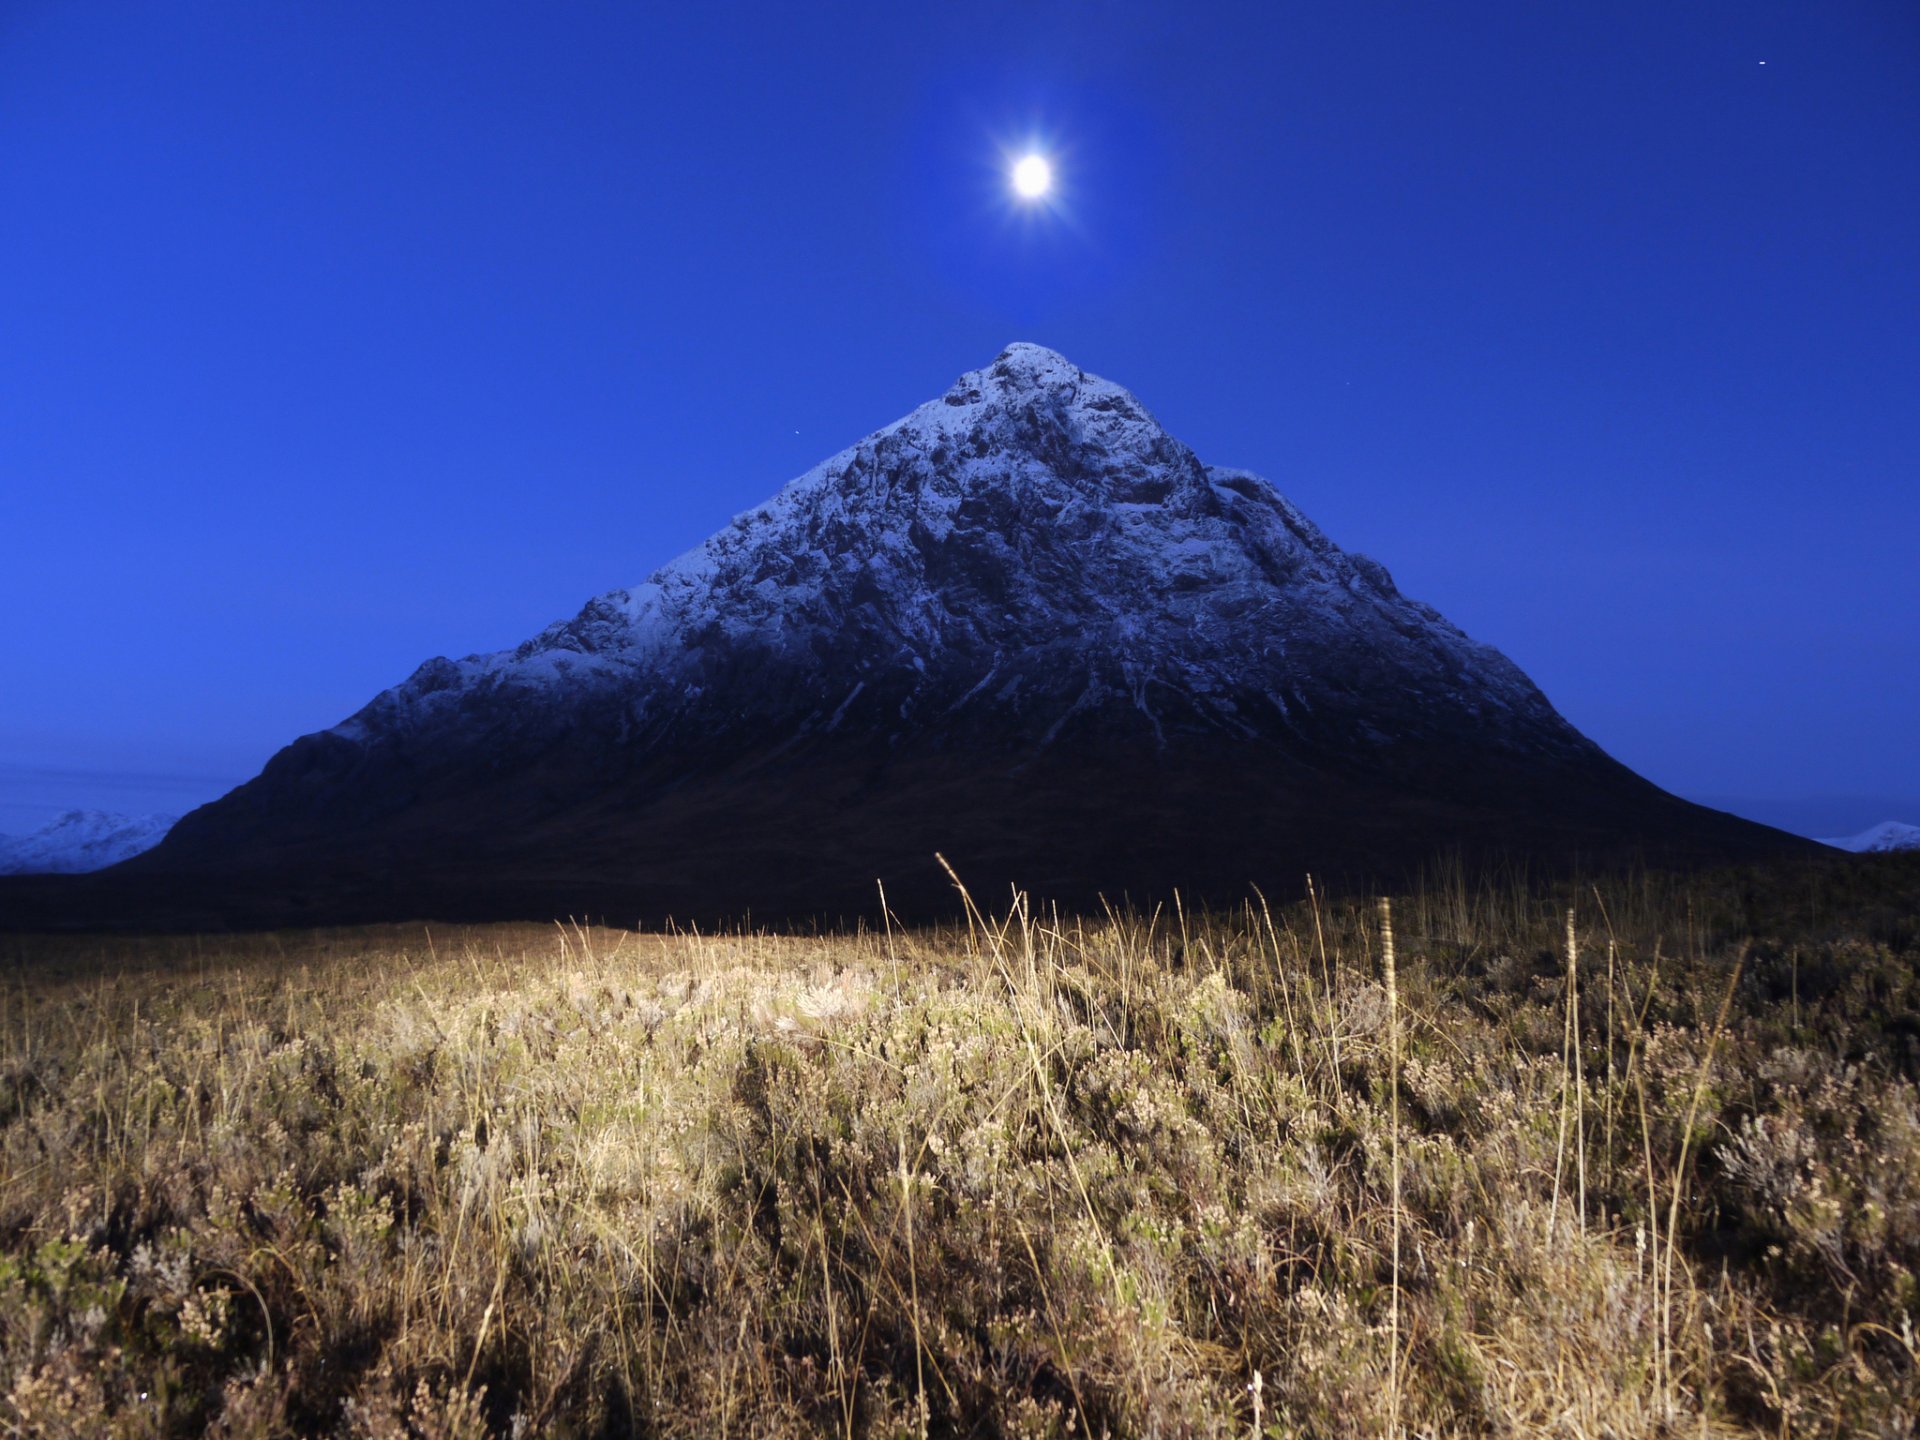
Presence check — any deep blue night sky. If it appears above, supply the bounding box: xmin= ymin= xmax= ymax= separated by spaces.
xmin=2 ymin=1 xmax=1916 ymax=838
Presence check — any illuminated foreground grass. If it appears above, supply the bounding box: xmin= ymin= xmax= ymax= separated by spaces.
xmin=1 ymin=861 xmax=1916 ymax=1437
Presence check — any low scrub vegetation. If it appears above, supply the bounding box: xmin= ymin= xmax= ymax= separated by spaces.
xmin=1 ymin=856 xmax=1916 ymax=1437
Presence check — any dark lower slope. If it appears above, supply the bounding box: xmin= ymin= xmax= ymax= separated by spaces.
xmin=0 ymin=725 xmax=1813 ymax=931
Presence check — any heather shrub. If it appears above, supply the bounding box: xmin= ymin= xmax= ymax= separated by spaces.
xmin=0 ymin=859 xmax=1913 ymax=1436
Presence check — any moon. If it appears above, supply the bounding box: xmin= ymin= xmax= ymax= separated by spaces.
xmin=1011 ymin=153 xmax=1053 ymax=200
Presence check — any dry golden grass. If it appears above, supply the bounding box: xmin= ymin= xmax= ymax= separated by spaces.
xmin=0 ymin=859 xmax=1916 ymax=1437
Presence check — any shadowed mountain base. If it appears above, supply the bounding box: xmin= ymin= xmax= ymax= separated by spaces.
xmin=1 ymin=734 xmax=1810 ymax=931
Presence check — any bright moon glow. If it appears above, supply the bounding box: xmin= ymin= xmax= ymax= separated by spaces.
xmin=1012 ymin=153 xmax=1052 ymax=199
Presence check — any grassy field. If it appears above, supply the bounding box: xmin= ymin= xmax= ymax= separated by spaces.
xmin=1 ymin=857 xmax=1916 ymax=1437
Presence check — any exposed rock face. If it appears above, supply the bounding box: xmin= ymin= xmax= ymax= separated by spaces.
xmin=89 ymin=344 xmax=1807 ymax=924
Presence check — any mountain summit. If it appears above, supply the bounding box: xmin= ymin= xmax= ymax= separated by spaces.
xmin=84 ymin=345 xmax=1803 ymax=924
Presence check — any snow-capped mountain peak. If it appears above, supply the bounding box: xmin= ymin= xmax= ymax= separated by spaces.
xmin=334 ymin=344 xmax=1559 ymax=763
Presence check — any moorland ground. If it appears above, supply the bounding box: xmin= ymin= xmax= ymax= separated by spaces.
xmin=1 ymin=856 xmax=1916 ymax=1437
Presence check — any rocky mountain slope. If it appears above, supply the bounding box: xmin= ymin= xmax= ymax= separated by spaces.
xmin=18 ymin=345 xmax=1810 ymax=926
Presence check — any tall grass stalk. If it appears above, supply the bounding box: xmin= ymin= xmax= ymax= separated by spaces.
xmin=1252 ymin=886 xmax=1311 ymax=1088
xmin=1378 ymin=895 xmax=1401 ymax=1438
xmin=1589 ymin=884 xmax=1620 ymax=1167
xmin=897 ymin=1137 xmax=929 ymax=1440
xmin=1659 ymin=948 xmax=1747 ymax=1420
xmin=1570 ymin=909 xmax=1587 ymax=1232
xmin=1307 ymin=872 xmax=1339 ymax=1076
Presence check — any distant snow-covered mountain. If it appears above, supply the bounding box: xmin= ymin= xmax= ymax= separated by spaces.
xmin=0 ymin=811 xmax=178 ymax=875
xmin=1819 ymin=821 xmax=1920 ymax=854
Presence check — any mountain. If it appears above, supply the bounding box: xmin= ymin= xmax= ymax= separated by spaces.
xmin=18 ymin=344 xmax=1809 ymax=927
xmin=0 ymin=811 xmax=177 ymax=875
xmin=1819 ymin=821 xmax=1920 ymax=854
